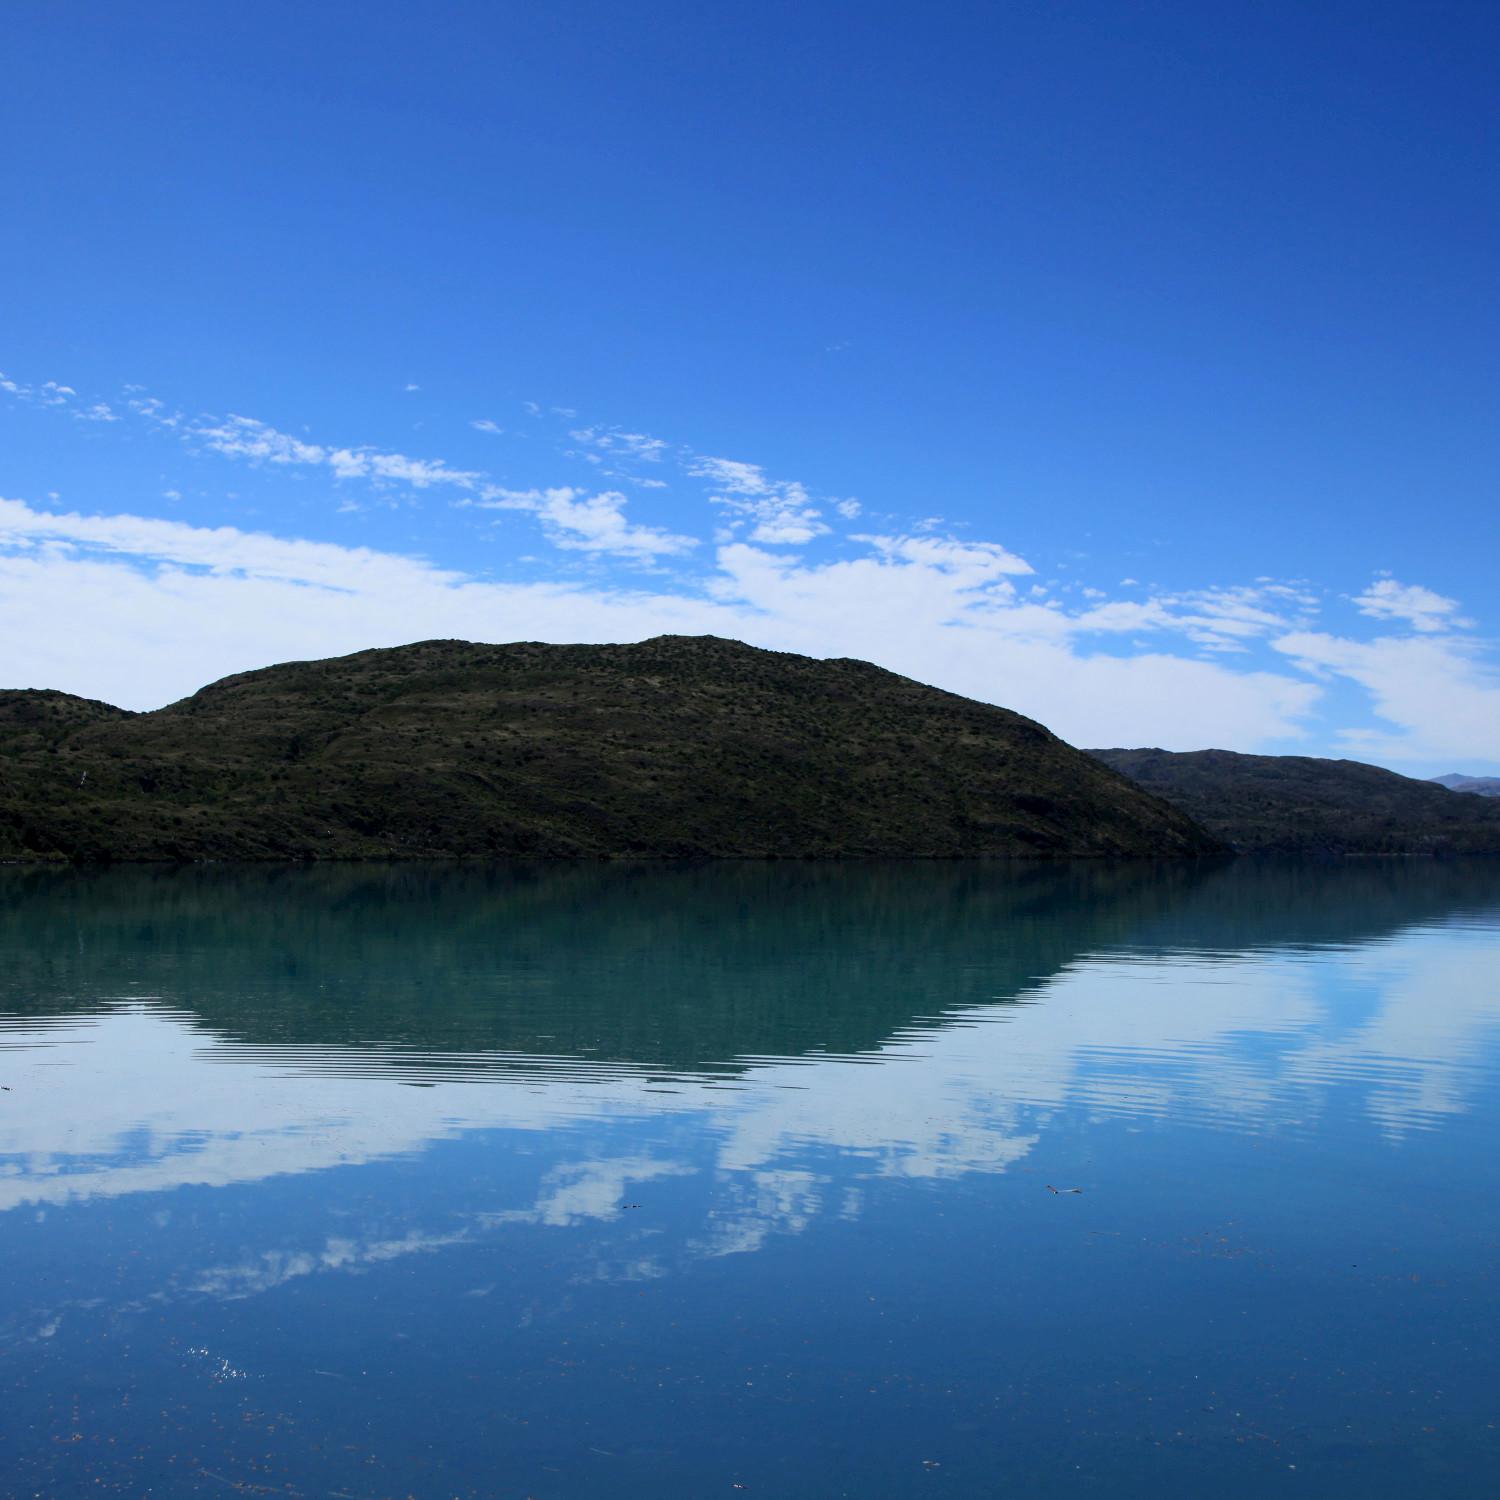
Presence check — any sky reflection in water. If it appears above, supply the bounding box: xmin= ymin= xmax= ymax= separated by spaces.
xmin=2 ymin=860 xmax=1499 ymax=1497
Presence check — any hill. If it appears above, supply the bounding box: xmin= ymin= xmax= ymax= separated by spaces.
xmin=1432 ymin=774 xmax=1500 ymax=797
xmin=0 ymin=636 xmax=1219 ymax=862
xmin=1090 ymin=747 xmax=1500 ymax=855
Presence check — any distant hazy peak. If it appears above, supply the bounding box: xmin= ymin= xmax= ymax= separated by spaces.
xmin=1432 ymin=773 xmax=1500 ymax=796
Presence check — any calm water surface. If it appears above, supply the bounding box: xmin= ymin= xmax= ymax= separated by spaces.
xmin=2 ymin=859 xmax=1499 ymax=1497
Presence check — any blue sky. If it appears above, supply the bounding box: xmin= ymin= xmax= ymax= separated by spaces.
xmin=2 ymin=0 xmax=1496 ymax=771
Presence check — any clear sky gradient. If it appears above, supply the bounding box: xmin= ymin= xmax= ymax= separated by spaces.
xmin=2 ymin=1 xmax=1497 ymax=772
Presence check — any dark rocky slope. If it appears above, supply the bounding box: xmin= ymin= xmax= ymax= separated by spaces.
xmin=0 ymin=636 xmax=1218 ymax=862
xmin=1091 ymin=747 xmax=1500 ymax=855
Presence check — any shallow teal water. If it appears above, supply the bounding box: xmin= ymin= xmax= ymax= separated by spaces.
xmin=2 ymin=859 xmax=1499 ymax=1497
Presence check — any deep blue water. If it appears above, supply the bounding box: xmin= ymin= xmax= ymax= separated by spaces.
xmin=2 ymin=859 xmax=1499 ymax=1497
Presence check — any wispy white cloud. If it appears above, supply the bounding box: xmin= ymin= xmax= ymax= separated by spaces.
xmin=0 ymin=496 xmax=461 ymax=592
xmin=190 ymin=415 xmax=482 ymax=491
xmin=1354 ymin=577 xmax=1470 ymax=634
xmin=124 ymin=394 xmax=182 ymax=427
xmin=1274 ymin=628 xmax=1500 ymax=764
xmin=747 ymin=511 xmax=825 ymax=545
xmin=472 ymin=486 xmax=698 ymax=560
xmin=1 ymin=371 xmax=84 ymax=409
xmin=688 ymin=454 xmax=831 ymax=546
xmin=1068 ymin=583 xmax=1320 ymax=654
xmin=1229 ymin=569 xmax=1500 ymax=763
xmin=5 ymin=372 xmax=116 ymax=419
xmin=858 ymin=533 xmax=1033 ymax=579
xmin=687 ymin=456 xmax=772 ymax=496
xmin=564 ymin=426 xmax=678 ymax=492
xmin=0 ymin=376 xmax=471 ymax=491
xmin=570 ymin=426 xmax=669 ymax=463
xmin=1 ymin=373 xmax=698 ymax=561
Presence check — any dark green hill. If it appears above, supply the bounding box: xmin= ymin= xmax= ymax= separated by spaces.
xmin=0 ymin=636 xmax=1218 ymax=862
xmin=1090 ymin=746 xmax=1500 ymax=855
xmin=0 ymin=688 xmax=132 ymax=751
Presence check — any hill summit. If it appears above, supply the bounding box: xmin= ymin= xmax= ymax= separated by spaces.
xmin=0 ymin=636 xmax=1217 ymax=862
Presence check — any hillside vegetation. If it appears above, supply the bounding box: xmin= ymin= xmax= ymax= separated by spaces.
xmin=1091 ymin=747 xmax=1500 ymax=855
xmin=0 ymin=636 xmax=1219 ymax=862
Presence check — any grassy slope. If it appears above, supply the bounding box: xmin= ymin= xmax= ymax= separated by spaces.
xmin=0 ymin=636 xmax=1218 ymax=862
xmin=1091 ymin=746 xmax=1500 ymax=854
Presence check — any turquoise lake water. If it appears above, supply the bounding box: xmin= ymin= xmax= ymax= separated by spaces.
xmin=2 ymin=859 xmax=1499 ymax=1497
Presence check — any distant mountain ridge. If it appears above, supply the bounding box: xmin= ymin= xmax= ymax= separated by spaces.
xmin=1432 ymin=773 xmax=1500 ymax=797
xmin=0 ymin=636 xmax=1218 ymax=862
xmin=1091 ymin=747 xmax=1500 ymax=855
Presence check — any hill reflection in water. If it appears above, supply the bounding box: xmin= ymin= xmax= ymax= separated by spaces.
xmin=2 ymin=858 xmax=1498 ymax=1197
xmin=3 ymin=860 xmax=1500 ymax=1498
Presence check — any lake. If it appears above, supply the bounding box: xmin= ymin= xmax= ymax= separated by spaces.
xmin=2 ymin=859 xmax=1499 ymax=1497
